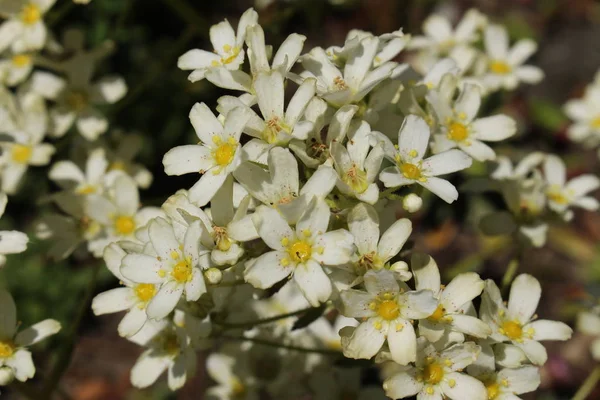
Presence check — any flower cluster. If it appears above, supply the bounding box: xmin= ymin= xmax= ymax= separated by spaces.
xmin=564 ymin=69 xmax=600 ymax=159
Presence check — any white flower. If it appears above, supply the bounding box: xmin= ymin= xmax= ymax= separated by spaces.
xmin=178 ymin=8 xmax=258 ymax=82
xmin=331 ymin=121 xmax=384 ymax=204
xmin=205 ymin=351 xmax=258 ymax=400
xmin=402 ymin=193 xmax=422 ymax=213
xmin=491 ymin=152 xmax=545 ymax=181
xmin=543 ymin=154 xmax=599 ymax=214
xmin=373 ymin=115 xmax=472 ymax=203
xmin=120 ymin=218 xmax=209 ymax=320
xmin=309 ymin=365 xmax=387 ymax=400
xmin=0 ymin=0 xmax=56 ymax=52
xmin=307 ymin=315 xmax=358 ymax=351
xmin=105 ymin=132 xmax=153 ymax=189
xmin=411 ymin=253 xmax=491 ymax=342
xmin=340 ymin=269 xmax=437 ymax=365
xmin=252 ymin=281 xmax=311 ymax=333
xmin=480 ymin=274 xmax=572 ymax=365
xmin=92 ymin=244 xmax=158 ymax=337
xmin=0 ymin=289 xmax=61 ymax=385
xmin=234 ymin=146 xmax=337 ymax=224
xmin=299 ymin=35 xmax=397 ymax=108
xmin=564 ymin=83 xmax=600 ymax=146
xmin=0 ymin=52 xmax=34 ymax=86
xmin=162 ymin=104 xmax=251 ymax=206
xmin=0 ymin=193 xmax=28 ymax=266
xmin=29 ymin=70 xmax=127 ymax=140
xmin=0 ymin=90 xmax=54 ymax=194
xmin=130 ymin=322 xmax=197 ymax=391
xmin=481 ymin=25 xmax=544 ymax=91
xmin=427 ymin=83 xmax=516 ymax=161
xmin=577 ymin=309 xmax=600 ymax=361
xmin=49 ymin=147 xmax=110 ymax=195
xmin=342 ymin=203 xmax=412 ymax=284
xmin=246 ymin=198 xmax=354 ymax=306
xmin=383 ymin=340 xmax=486 ymax=400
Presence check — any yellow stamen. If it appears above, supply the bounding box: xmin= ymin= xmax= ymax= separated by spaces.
xmin=0 ymin=340 xmax=15 ymax=358
xmin=489 ymin=60 xmax=511 ymax=75
xmin=448 ymin=122 xmax=469 ymax=142
xmin=213 ymin=142 xmax=236 ymax=166
xmin=134 ymin=283 xmax=156 ymax=303
xmin=428 ymin=305 xmax=445 ymax=322
xmin=486 ymin=381 xmax=500 ymax=400
xmin=172 ymin=259 xmax=193 ymax=283
xmin=21 ymin=4 xmax=41 ymax=25
xmin=11 ymin=144 xmax=32 ymax=164
xmin=114 ymin=216 xmax=136 ymax=235
xmin=377 ymin=300 xmax=400 ymax=321
xmin=400 ymin=162 xmax=422 ymax=180
xmin=12 ymin=54 xmax=31 ymax=67
xmin=422 ymin=362 xmax=444 ymax=385
xmin=342 ymin=164 xmax=369 ymax=194
xmin=501 ymin=320 xmax=523 ymax=340
xmin=287 ymin=240 xmax=312 ymax=264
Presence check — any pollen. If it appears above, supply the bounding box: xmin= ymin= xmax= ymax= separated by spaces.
xmin=422 ymin=362 xmax=444 ymax=385
xmin=171 ymin=259 xmax=193 ymax=283
xmin=286 ymin=240 xmax=312 ymax=264
xmin=214 ymin=226 xmax=232 ymax=252
xmin=448 ymin=122 xmax=469 ymax=142
xmin=500 ymin=320 xmax=523 ymax=340
xmin=12 ymin=54 xmax=31 ymax=67
xmin=342 ymin=164 xmax=369 ymax=194
xmin=263 ymin=117 xmax=290 ymax=144
xmin=134 ymin=283 xmax=156 ymax=303
xmin=428 ymin=304 xmax=445 ymax=322
xmin=377 ymin=300 xmax=400 ymax=321
xmin=76 ymin=184 xmax=97 ymax=195
xmin=220 ymin=45 xmax=240 ymax=65
xmin=591 ymin=116 xmax=600 ymax=129
xmin=547 ymin=187 xmax=569 ymax=205
xmin=489 ymin=60 xmax=511 ymax=75
xmin=400 ymin=162 xmax=422 ymax=180
xmin=485 ymin=381 xmax=500 ymax=400
xmin=11 ymin=144 xmax=32 ymax=164
xmin=0 ymin=340 xmax=15 ymax=358
xmin=333 ymin=76 xmax=348 ymax=90
xmin=213 ymin=142 xmax=236 ymax=166
xmin=21 ymin=4 xmax=41 ymax=25
xmin=114 ymin=216 xmax=136 ymax=235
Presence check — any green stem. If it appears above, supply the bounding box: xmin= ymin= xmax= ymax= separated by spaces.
xmin=220 ymin=334 xmax=341 ymax=356
xmin=379 ymin=186 xmax=403 ymax=199
xmin=213 ymin=307 xmax=317 ymax=329
xmin=573 ymin=366 xmax=600 ymax=400
xmin=41 ymin=263 xmax=101 ymax=399
xmin=501 ymin=258 xmax=519 ymax=291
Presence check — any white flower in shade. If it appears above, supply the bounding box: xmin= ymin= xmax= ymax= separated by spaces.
xmin=130 ymin=322 xmax=197 ymax=391
xmin=373 ymin=115 xmax=472 ymax=203
xmin=543 ymin=154 xmax=600 ymax=215
xmin=162 ymin=104 xmax=251 ymax=207
xmin=577 ymin=308 xmax=600 ymax=361
xmin=177 ymin=8 xmax=258 ymax=82
xmin=427 ymin=83 xmax=516 ymax=161
xmin=409 ymin=9 xmax=486 ymax=56
xmin=105 ymin=132 xmax=153 ymax=189
xmin=120 ymin=218 xmax=209 ymax=320
xmin=342 ymin=203 xmax=412 ymax=284
xmin=418 ymin=58 xmax=460 ymax=90
xmin=299 ymin=35 xmax=397 ymax=108
xmin=467 ymin=345 xmax=541 ymax=400
xmin=218 ymin=69 xmax=315 ymax=147
xmin=234 ymin=146 xmax=337 ymax=224
xmin=331 ymin=121 xmax=384 ymax=204
xmin=251 ymin=281 xmax=311 ymax=333
xmin=0 ymin=289 xmax=61 ymax=385
xmin=0 ymin=52 xmax=34 ymax=86
xmin=92 ymin=244 xmax=158 ymax=337
xmin=28 ymin=70 xmax=127 ymax=140
xmin=491 ymin=152 xmax=544 ymax=181
xmin=339 ymin=269 xmax=437 ymax=365
xmin=479 ymin=274 xmax=572 ymax=366
xmin=0 ymin=91 xmax=54 ymax=195
xmin=0 ymin=0 xmax=56 ymax=52
xmin=309 ymin=366 xmax=387 ymax=400
xmin=383 ymin=340 xmax=486 ymax=400
xmin=49 ymin=147 xmax=109 ymax=195
xmin=0 ymin=193 xmax=28 ymax=266
xmin=85 ymin=174 xmax=163 ymax=256
xmin=307 ymin=315 xmax=358 ymax=351
xmin=564 ymin=82 xmax=600 ymax=146
xmin=205 ymin=351 xmax=258 ymax=400
xmin=411 ymin=253 xmax=491 ymax=342
xmin=481 ymin=25 xmax=544 ymax=91
xmin=246 ymin=198 xmax=354 ymax=306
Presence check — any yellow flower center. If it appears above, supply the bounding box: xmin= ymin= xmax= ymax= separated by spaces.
xmin=21 ymin=4 xmax=41 ymax=25
xmin=171 ymin=259 xmax=193 ymax=283
xmin=109 ymin=160 xmax=126 ymax=171
xmin=287 ymin=240 xmax=312 ymax=264
xmin=342 ymin=164 xmax=369 ymax=194
xmin=76 ymin=184 xmax=97 ymax=195
xmin=501 ymin=320 xmax=523 ymax=340
xmin=486 ymin=381 xmax=500 ymax=400
xmin=400 ymin=162 xmax=422 ymax=180
xmin=377 ymin=300 xmax=400 ymax=321
xmin=11 ymin=144 xmax=32 ymax=164
xmin=591 ymin=117 xmax=600 ymax=129
xmin=210 ymin=44 xmax=240 ymax=66
xmin=547 ymin=187 xmax=569 ymax=204
xmin=0 ymin=340 xmax=15 ymax=358
xmin=231 ymin=377 xmax=246 ymax=397
xmin=134 ymin=283 xmax=156 ymax=303
xmin=66 ymin=91 xmax=88 ymax=112
xmin=262 ymin=117 xmax=290 ymax=144
xmin=12 ymin=54 xmax=31 ymax=67
xmin=333 ymin=76 xmax=348 ymax=90
xmin=114 ymin=216 xmax=136 ymax=235
xmin=357 ymin=251 xmax=383 ymax=273
xmin=428 ymin=304 xmax=445 ymax=322
xmin=489 ymin=60 xmax=511 ymax=75
xmin=422 ymin=362 xmax=444 ymax=385
xmin=448 ymin=122 xmax=469 ymax=142
xmin=212 ymin=137 xmax=237 ymax=167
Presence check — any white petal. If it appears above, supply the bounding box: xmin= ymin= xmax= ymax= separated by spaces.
xmin=185 ymin=268 xmax=206 ymax=301
xmin=378 ymin=218 xmax=411 ymax=262
xmin=76 ymin=108 xmax=108 ymax=140
xmin=15 ymin=319 xmax=61 ymax=346
xmin=348 ymin=203 xmax=379 ymax=255
xmin=293 ymin=259 xmax=332 ymax=306
xmin=91 ymin=287 xmax=136 ymax=315
xmin=440 ymin=273 xmax=484 ymax=312
xmin=401 ymin=289 xmax=438 ymax=319
xmin=0 ymin=290 xmax=17 ymax=339
xmin=342 ymin=320 xmax=386 ymax=359
xmin=383 ymin=370 xmax=422 ymax=399
xmin=388 ymin=320 xmax=417 ymax=365
xmin=508 ymin=39 xmax=537 ymax=66
xmin=422 ymin=150 xmax=472 ymax=176
xmin=419 ymin=177 xmax=459 ymax=203
xmin=118 ymin=307 xmax=148 ymax=338
xmin=528 ymin=320 xmax=572 ymax=341
xmin=163 ymin=145 xmax=213 ymax=176
xmin=515 ymin=340 xmax=547 ymax=365
xmin=148 ymin=219 xmax=180 ymax=261
xmin=313 ymin=229 xmax=354 ymax=265
xmin=189 ymin=102 xmax=223 ymax=144
xmin=93 ymin=76 xmax=127 ymax=104
xmin=508 ymin=274 xmax=540 ymax=324
xmin=485 ymin=25 xmax=509 ymax=59
xmin=449 ymin=314 xmax=491 ymax=339
xmin=188 ymin=171 xmax=228 ymax=207
xmin=130 ymin=350 xmax=169 ymax=388
xmin=146 ymin=281 xmax=184 ymax=320
xmin=472 ymin=115 xmax=517 ymax=141
xmin=0 ymin=231 xmax=28 ymax=254
xmin=244 ymin=251 xmax=293 ymax=289
xmin=515 ymin=66 xmax=544 ymax=84
xmin=177 ymin=49 xmax=220 ymax=70
xmin=398 ymin=115 xmax=430 ymax=162
xmin=411 ymin=253 xmax=441 ymax=292
xmin=252 ymin=206 xmax=294 ymax=250
xmin=296 ymin=197 xmax=330 ymax=237
xmin=498 ymin=365 xmax=540 ymax=395
xmin=7 ymin=349 xmax=35 ymax=382
xmin=121 ymin=253 xmax=164 ymax=284
xmin=364 ymin=269 xmax=399 ymax=295
xmin=340 ymin=289 xmax=377 ymax=318
xmin=441 ymin=372 xmax=487 ymax=400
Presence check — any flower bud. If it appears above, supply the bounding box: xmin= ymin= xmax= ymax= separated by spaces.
xmin=403 ymin=194 xmax=422 ymax=213
xmin=0 ymin=367 xmax=14 ymax=385
xmin=205 ymin=267 xmax=223 ymax=284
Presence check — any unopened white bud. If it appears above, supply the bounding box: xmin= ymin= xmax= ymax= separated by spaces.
xmin=403 ymin=194 xmax=422 ymax=213
xmin=390 ymin=261 xmax=412 ymax=281
xmin=205 ymin=268 xmax=222 ymax=284
xmin=0 ymin=367 xmax=14 ymax=385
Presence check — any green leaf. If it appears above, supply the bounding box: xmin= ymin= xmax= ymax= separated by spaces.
xmin=291 ymin=305 xmax=326 ymax=330
xmin=529 ymin=97 xmax=568 ymax=131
